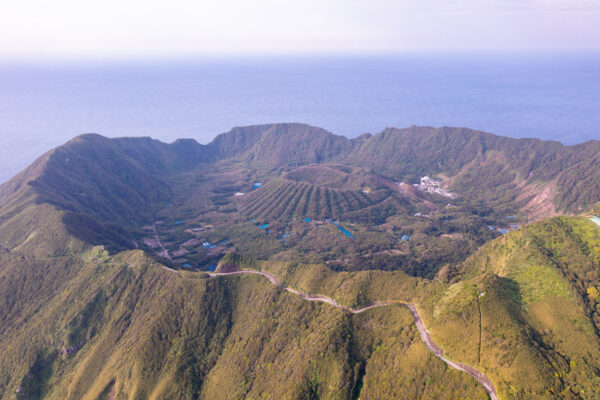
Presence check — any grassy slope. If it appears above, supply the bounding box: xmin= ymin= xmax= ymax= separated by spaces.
xmin=4 ymin=125 xmax=599 ymax=231
xmin=1 ymin=208 xmax=600 ymax=399
xmin=346 ymin=127 xmax=600 ymax=215
xmin=209 ymin=124 xmax=600 ymax=217
xmin=243 ymin=256 xmax=434 ymax=307
xmin=1 ymin=126 xmax=600 ymax=399
xmin=424 ymin=217 xmax=600 ymax=399
xmin=0 ymin=247 xmax=487 ymax=400
xmin=238 ymin=176 xmax=407 ymax=224
xmin=234 ymin=218 xmax=600 ymax=400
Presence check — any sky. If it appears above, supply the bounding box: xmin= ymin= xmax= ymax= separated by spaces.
xmin=1 ymin=0 xmax=600 ymax=59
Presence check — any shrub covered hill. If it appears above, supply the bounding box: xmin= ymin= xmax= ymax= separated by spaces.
xmin=0 ymin=123 xmax=599 ymax=399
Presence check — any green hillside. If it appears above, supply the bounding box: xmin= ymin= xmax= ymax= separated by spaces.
xmin=1 ymin=124 xmax=600 ymax=399
xmin=425 ymin=217 xmax=600 ymax=399
xmin=0 ymin=246 xmax=490 ymax=400
xmin=237 ymin=175 xmax=405 ymax=223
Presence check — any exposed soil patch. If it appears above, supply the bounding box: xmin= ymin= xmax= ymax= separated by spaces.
xmin=516 ymin=180 xmax=558 ymax=220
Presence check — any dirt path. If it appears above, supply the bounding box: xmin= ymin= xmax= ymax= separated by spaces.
xmin=152 ymin=223 xmax=171 ymax=260
xmin=207 ymin=268 xmax=498 ymax=400
xmin=161 ymin=266 xmax=180 ymax=274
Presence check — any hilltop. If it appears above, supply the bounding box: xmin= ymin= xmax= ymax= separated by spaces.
xmin=0 ymin=123 xmax=599 ymax=399
xmin=3 ymin=123 xmax=599 ymax=276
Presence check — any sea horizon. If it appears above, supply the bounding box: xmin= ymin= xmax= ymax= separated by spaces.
xmin=1 ymin=53 xmax=599 ymax=183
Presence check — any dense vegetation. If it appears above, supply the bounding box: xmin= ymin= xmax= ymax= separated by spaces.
xmin=2 ymin=123 xmax=598 ymax=274
xmin=426 ymin=217 xmax=600 ymax=399
xmin=0 ymin=245 xmax=490 ymax=400
xmin=1 ymin=123 xmax=600 ymax=399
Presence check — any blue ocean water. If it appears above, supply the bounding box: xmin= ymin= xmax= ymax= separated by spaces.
xmin=1 ymin=54 xmax=599 ymax=183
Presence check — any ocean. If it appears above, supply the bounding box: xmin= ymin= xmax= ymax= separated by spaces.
xmin=1 ymin=54 xmax=599 ymax=183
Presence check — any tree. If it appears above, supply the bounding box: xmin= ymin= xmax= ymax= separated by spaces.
xmin=587 ymin=286 xmax=599 ymax=301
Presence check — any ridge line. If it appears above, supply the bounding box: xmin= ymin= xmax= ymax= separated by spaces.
xmin=206 ymin=268 xmax=499 ymax=400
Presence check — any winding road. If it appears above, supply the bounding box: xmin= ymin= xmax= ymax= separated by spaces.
xmin=207 ymin=268 xmax=499 ymax=400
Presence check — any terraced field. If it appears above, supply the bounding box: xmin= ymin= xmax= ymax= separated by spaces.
xmin=237 ymin=177 xmax=384 ymax=221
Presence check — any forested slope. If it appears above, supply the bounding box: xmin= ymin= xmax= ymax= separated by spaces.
xmin=0 ymin=247 xmax=489 ymax=400
xmin=1 ymin=124 xmax=600 ymax=399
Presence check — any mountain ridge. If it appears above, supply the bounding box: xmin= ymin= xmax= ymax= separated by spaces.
xmin=4 ymin=123 xmax=600 ymax=215
xmin=0 ymin=123 xmax=600 ymax=399
xmin=1 ymin=122 xmax=599 ymax=262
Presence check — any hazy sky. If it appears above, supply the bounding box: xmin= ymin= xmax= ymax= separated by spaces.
xmin=2 ymin=0 xmax=600 ymax=59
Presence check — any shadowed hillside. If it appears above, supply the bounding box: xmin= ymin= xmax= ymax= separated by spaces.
xmin=1 ymin=123 xmax=598 ymax=273
xmin=0 ymin=248 xmax=489 ymax=400
xmin=346 ymin=126 xmax=600 ymax=215
xmin=0 ymin=123 xmax=600 ymax=399
xmin=3 ymin=124 xmax=599 ymax=233
xmin=207 ymin=123 xmax=355 ymax=165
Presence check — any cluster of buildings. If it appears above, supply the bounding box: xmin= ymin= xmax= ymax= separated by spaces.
xmin=414 ymin=176 xmax=457 ymax=199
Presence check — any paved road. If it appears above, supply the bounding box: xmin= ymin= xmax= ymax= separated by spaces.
xmin=209 ymin=270 xmax=394 ymax=314
xmin=405 ymin=303 xmax=498 ymax=400
xmin=207 ymin=268 xmax=498 ymax=400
